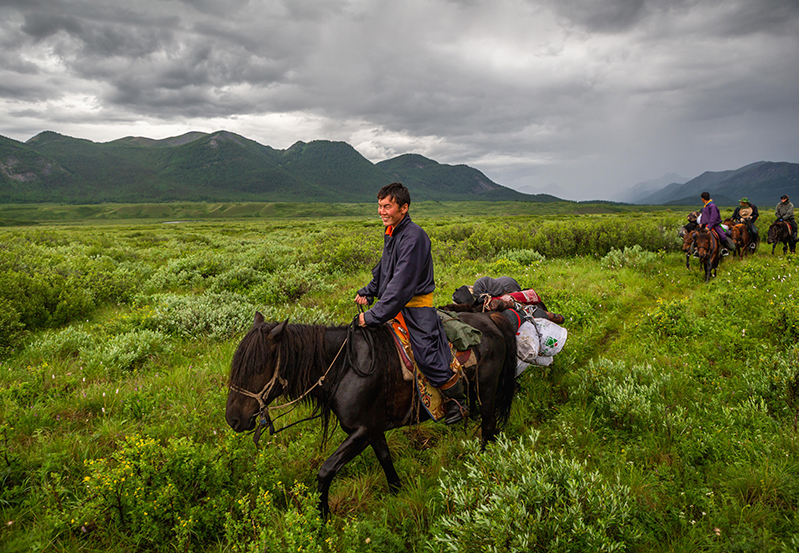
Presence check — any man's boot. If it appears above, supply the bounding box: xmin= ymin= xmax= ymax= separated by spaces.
xmin=722 ymin=236 xmax=735 ymax=255
xmin=440 ymin=375 xmax=467 ymax=425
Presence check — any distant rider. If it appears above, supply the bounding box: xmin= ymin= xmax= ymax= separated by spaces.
xmin=700 ymin=191 xmax=736 ymax=254
xmin=731 ymin=197 xmax=759 ymax=247
xmin=774 ymin=194 xmax=798 ymax=243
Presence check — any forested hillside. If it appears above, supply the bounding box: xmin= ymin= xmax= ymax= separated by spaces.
xmin=0 ymin=131 xmax=530 ymax=203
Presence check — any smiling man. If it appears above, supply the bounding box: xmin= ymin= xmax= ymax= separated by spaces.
xmin=354 ymin=182 xmax=466 ymax=424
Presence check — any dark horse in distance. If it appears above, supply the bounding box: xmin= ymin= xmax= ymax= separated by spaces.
xmin=694 ymin=227 xmax=722 ymax=282
xmin=767 ymin=221 xmax=797 ymax=255
xmin=226 ymin=311 xmax=517 ymax=517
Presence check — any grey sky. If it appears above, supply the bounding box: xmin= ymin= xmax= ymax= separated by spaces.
xmin=1 ymin=0 xmax=796 ymax=200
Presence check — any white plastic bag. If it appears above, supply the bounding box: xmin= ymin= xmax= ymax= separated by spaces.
xmin=532 ymin=318 xmax=568 ymax=357
xmin=515 ymin=321 xmax=540 ymax=363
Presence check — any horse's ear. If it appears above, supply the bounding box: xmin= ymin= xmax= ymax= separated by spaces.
xmin=254 ymin=311 xmax=265 ymax=326
xmin=269 ymin=318 xmax=290 ymax=340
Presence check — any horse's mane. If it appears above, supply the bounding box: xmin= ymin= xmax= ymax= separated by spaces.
xmin=230 ymin=321 xmax=351 ymax=448
xmin=437 ymin=303 xmax=479 ymax=313
xmin=230 ymin=322 xmax=341 ymax=397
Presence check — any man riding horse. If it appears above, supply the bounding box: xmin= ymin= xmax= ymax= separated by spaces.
xmin=700 ymin=191 xmax=736 ymax=255
xmin=774 ymin=194 xmax=798 ymax=244
xmin=731 ymin=197 xmax=759 ymax=249
xmin=354 ymin=182 xmax=466 ymax=425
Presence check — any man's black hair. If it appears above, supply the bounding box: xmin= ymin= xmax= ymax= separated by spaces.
xmin=378 ymin=182 xmax=411 ymax=208
xmin=701 ymin=191 xmax=710 ymax=201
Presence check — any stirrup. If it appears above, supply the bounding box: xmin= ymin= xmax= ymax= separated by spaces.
xmin=440 ymin=377 xmax=467 ymax=425
xmin=443 ymin=399 xmax=467 ymax=425
xmin=721 ymin=248 xmax=729 ymax=256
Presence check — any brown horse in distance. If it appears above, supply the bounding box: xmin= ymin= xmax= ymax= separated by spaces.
xmin=730 ymin=223 xmax=752 ymax=260
xmin=694 ymin=227 xmax=722 ymax=282
xmin=681 ymin=229 xmax=698 ymax=270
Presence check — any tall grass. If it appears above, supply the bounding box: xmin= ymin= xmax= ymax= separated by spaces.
xmin=0 ymin=210 xmax=796 ymax=552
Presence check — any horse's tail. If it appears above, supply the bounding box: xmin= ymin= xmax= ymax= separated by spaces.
xmin=487 ymin=312 xmax=518 ymax=427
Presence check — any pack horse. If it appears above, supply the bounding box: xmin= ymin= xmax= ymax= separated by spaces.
xmin=225 ymin=311 xmax=517 ymax=517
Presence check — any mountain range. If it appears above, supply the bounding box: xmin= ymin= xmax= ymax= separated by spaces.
xmin=0 ymin=130 xmax=795 ymax=206
xmin=612 ymin=173 xmax=688 ymax=204
xmin=0 ymin=131 xmax=558 ymax=204
xmin=633 ymin=162 xmax=797 ymax=207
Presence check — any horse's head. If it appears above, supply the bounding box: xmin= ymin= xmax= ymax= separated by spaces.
xmin=694 ymin=228 xmax=714 ymax=259
xmin=225 ymin=312 xmax=288 ymax=433
xmin=731 ymin=224 xmax=745 ymax=246
xmin=682 ymin=230 xmax=695 ymax=254
xmin=767 ymin=222 xmax=783 ymax=244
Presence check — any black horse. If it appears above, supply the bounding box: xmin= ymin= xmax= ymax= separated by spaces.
xmin=225 ymin=311 xmax=517 ymax=517
xmin=767 ymin=221 xmax=797 ymax=255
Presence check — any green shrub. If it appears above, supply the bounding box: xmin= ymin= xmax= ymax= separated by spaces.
xmin=85 ymin=329 xmax=171 ymax=373
xmin=209 ymin=266 xmax=269 ymax=294
xmin=225 ymin=481 xmax=327 ymax=553
xmin=147 ymin=251 xmax=229 ymax=290
xmin=250 ymin=264 xmax=337 ymax=305
xmin=28 ymin=326 xmax=95 ymax=360
xmin=638 ymin=297 xmax=701 ymax=338
xmin=430 ymin=431 xmax=641 ymax=552
xmin=137 ymin=292 xmax=257 ymax=340
xmin=0 ymin=297 xmax=24 ymax=355
xmin=303 ymin=228 xmax=382 ymax=274
xmin=600 ymin=244 xmax=659 ymax=270
xmin=497 ymin=248 xmax=546 ymax=266
xmin=77 ymin=434 xmax=243 ymax=552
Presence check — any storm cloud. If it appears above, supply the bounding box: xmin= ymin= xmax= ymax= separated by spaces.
xmin=0 ymin=0 xmax=796 ymax=199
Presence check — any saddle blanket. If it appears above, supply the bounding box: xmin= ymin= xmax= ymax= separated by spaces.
xmin=389 ymin=318 xmax=470 ymax=423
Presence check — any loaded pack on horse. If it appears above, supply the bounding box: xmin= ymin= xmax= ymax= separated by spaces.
xmin=225 ymin=310 xmax=518 ymax=517
xmin=445 ymin=276 xmax=568 ymax=373
xmin=767 ymin=221 xmax=797 ymax=255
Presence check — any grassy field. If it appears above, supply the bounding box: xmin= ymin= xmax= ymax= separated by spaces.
xmin=0 ymin=206 xmax=796 ymax=552
xmin=0 ymin=200 xmax=701 ymax=225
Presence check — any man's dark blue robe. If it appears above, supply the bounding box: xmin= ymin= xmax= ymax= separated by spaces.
xmin=358 ymin=214 xmax=452 ymax=387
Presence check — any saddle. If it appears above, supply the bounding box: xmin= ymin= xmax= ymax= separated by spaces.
xmin=388 ymin=316 xmax=474 ymax=423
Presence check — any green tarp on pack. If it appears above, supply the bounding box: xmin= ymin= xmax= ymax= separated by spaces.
xmin=436 ymin=309 xmax=482 ymax=351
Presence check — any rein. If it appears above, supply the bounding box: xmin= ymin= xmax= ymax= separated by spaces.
xmin=229 ymin=333 xmax=349 ymax=445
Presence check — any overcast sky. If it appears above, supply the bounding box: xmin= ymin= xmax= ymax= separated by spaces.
xmin=1 ymin=0 xmax=797 ymax=200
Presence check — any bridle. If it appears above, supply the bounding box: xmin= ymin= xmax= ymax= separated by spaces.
xmin=228 ymin=338 xmax=349 ymax=445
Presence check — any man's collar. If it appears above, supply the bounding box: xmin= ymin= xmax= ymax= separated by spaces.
xmin=385 ymin=214 xmax=410 ymax=236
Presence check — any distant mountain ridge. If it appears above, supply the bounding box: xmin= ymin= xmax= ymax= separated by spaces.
xmin=636 ymin=161 xmax=798 ymax=207
xmin=613 ymin=173 xmax=688 ymax=203
xmin=0 ymin=130 xmax=795 ymax=205
xmin=0 ymin=131 xmax=539 ymax=204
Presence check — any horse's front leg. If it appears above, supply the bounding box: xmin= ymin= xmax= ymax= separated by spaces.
xmin=317 ymin=426 xmax=372 ymax=519
xmin=371 ymin=433 xmax=401 ymax=493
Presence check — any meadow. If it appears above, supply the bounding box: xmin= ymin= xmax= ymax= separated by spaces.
xmin=0 ymin=206 xmax=797 ymax=552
